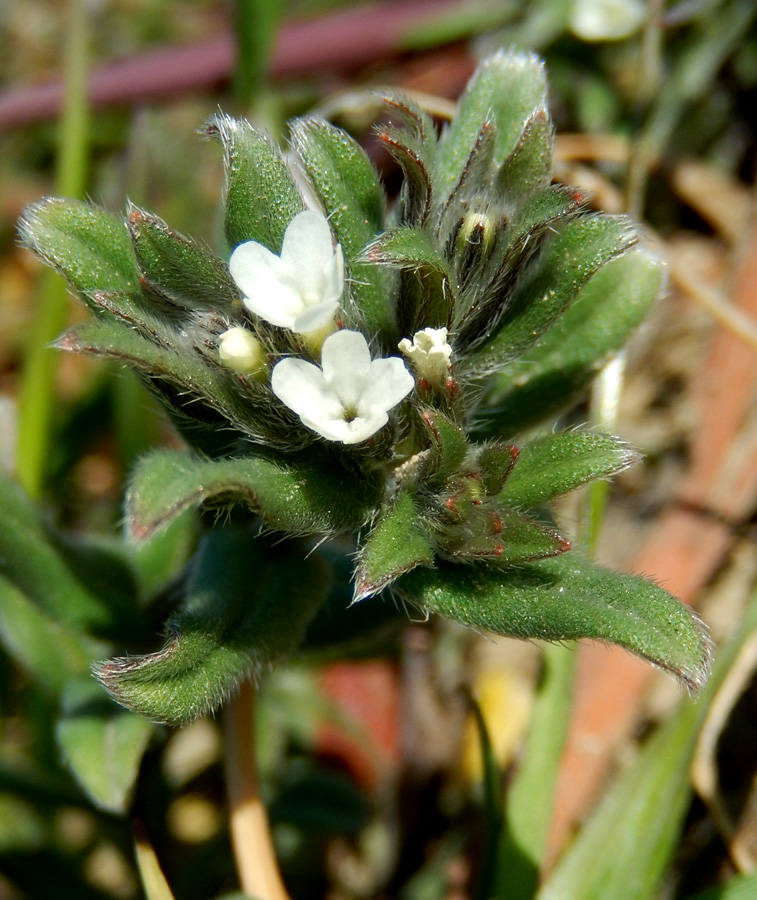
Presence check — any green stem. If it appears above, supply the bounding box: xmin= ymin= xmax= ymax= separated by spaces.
xmin=16 ymin=0 xmax=89 ymax=497
xmin=625 ymin=0 xmax=665 ymax=220
xmin=233 ymin=0 xmax=282 ymax=108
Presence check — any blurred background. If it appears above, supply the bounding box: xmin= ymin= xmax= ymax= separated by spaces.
xmin=1 ymin=1 xmax=757 ymax=899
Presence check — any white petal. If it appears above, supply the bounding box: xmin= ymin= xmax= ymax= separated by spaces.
xmin=241 ymin=270 xmax=304 ymax=328
xmin=281 ymin=210 xmax=336 ymax=283
xmin=271 ymin=358 xmax=342 ymax=424
xmin=321 ymin=244 xmax=345 ymax=305
xmin=360 ymin=357 xmax=414 ymax=413
xmin=229 ymin=240 xmax=282 ymax=296
xmin=321 ymin=330 xmax=372 ymax=382
xmin=292 ymin=299 xmax=339 ymax=334
xmin=342 ymin=411 xmax=390 ymax=444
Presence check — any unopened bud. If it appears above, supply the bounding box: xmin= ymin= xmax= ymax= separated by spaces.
xmin=218 ymin=326 xmax=267 ymax=376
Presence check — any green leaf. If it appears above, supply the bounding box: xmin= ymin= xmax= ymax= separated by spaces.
xmin=128 ymin=206 xmax=237 ymax=309
xmin=354 ymin=490 xmax=435 ymax=600
xmin=470 ymin=695 xmax=505 ymax=900
xmin=454 ymin=185 xmax=585 ymax=348
xmin=290 ymin=116 xmax=395 ymax=340
xmin=500 ymin=432 xmax=640 ymax=509
xmin=18 ymin=197 xmax=138 ymax=300
xmin=56 ymin=678 xmax=154 ymax=814
xmin=418 ymin=408 xmax=470 ymax=486
xmin=436 ymin=49 xmax=547 ymax=197
xmin=397 ymin=552 xmax=711 ymax=691
xmin=126 ymin=449 xmax=381 ymax=542
xmin=497 ymin=107 xmax=554 ymax=202
xmin=87 ymin=288 xmax=179 ymax=346
xmin=363 ymin=226 xmax=455 ymax=329
xmin=0 ymin=472 xmax=118 ymax=632
xmin=55 ymin=319 xmax=290 ymax=448
xmin=476 ymin=443 xmax=518 ymax=495
xmin=438 ymin=507 xmax=568 ymax=563
xmin=377 ymin=95 xmax=435 ymax=224
xmin=491 ymin=643 xmax=576 ymax=900
xmin=538 ymin=586 xmax=757 ymax=900
xmin=94 ymin=528 xmax=329 ymax=725
xmin=683 ymin=872 xmax=757 ymax=900
xmin=0 ymin=575 xmax=104 ymax=696
xmin=478 ymin=248 xmax=665 ymax=434
xmin=461 ymin=215 xmax=637 ymax=375
xmin=206 ymin=113 xmax=305 ymax=252
xmin=131 ymin=508 xmax=198 ymax=595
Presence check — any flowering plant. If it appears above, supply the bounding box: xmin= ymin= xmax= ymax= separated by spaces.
xmin=18 ymin=49 xmax=709 ymax=731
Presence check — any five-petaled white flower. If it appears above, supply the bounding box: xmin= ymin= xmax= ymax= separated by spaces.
xmin=398 ymin=327 xmax=452 ymax=384
xmin=271 ymin=330 xmax=414 ymax=444
xmin=229 ymin=210 xmax=344 ymax=334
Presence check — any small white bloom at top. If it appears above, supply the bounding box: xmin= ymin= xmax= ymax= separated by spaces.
xmin=271 ymin=330 xmax=414 ymax=445
xmin=229 ymin=210 xmax=344 ymax=334
xmin=398 ymin=327 xmax=452 ymax=384
xmin=570 ymin=0 xmax=646 ymax=41
xmin=218 ymin=326 xmax=267 ymax=376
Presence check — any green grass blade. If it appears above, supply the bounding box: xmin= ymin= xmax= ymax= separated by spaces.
xmin=492 ymin=643 xmax=576 ymax=900
xmin=16 ymin=0 xmax=90 ymax=497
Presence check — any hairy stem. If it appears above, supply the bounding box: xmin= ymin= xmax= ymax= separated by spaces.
xmin=224 ymin=678 xmax=291 ymax=900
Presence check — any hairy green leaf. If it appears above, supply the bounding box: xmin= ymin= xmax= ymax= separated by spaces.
xmin=128 ymin=206 xmax=237 ymax=309
xmin=438 ymin=507 xmax=568 ymax=563
xmin=290 ymin=116 xmax=395 ymax=340
xmin=126 ymin=449 xmax=381 ymax=541
xmin=461 ymin=215 xmax=637 ymax=375
xmin=354 ymin=491 xmax=435 ymax=600
xmin=94 ymin=529 xmax=329 ymax=725
xmin=377 ymin=95 xmax=435 ymax=224
xmin=418 ymin=408 xmax=470 ymax=486
xmin=206 ymin=113 xmax=305 ymax=252
xmin=55 ymin=320 xmax=295 ymax=449
xmin=497 ymin=108 xmax=554 ymax=202
xmin=18 ymin=197 xmax=138 ymax=301
xmin=436 ymin=50 xmax=547 ymax=197
xmin=478 ymin=249 xmax=665 ymax=433
xmin=476 ymin=443 xmax=518 ymax=495
xmin=398 ymin=553 xmax=711 ymax=690
xmin=500 ymin=432 xmax=640 ymax=509
xmin=364 ymin=226 xmax=455 ymax=329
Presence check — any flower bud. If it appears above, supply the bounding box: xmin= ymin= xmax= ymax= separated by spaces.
xmin=218 ymin=326 xmax=268 ymax=376
xmin=450 ymin=211 xmax=499 ymax=293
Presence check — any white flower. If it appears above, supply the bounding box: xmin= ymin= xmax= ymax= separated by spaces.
xmin=217 ymin=326 xmax=267 ymax=375
xmin=398 ymin=327 xmax=452 ymax=384
xmin=229 ymin=210 xmax=344 ymax=334
xmin=271 ymin=330 xmax=414 ymax=445
xmin=570 ymin=0 xmax=646 ymax=41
